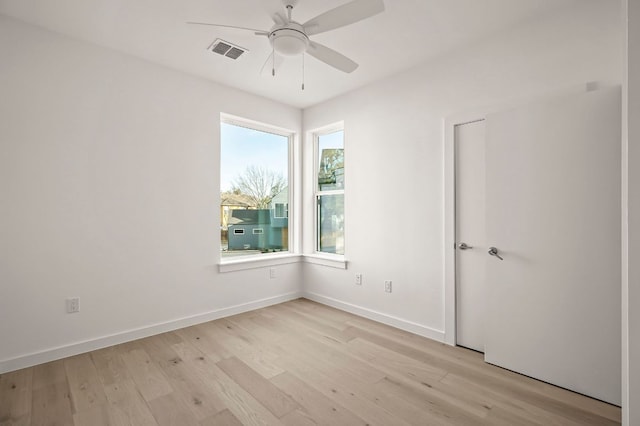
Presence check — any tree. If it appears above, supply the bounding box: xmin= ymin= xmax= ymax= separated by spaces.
xmin=231 ymin=165 xmax=286 ymax=209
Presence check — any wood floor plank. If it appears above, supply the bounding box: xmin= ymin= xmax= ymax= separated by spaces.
xmin=102 ymin=379 xmax=158 ymax=426
xmin=347 ymin=336 xmax=448 ymax=384
xmin=276 ymin=301 xmax=351 ymax=333
xmin=0 ymin=299 xmax=621 ymax=426
xmin=119 ymin=348 xmax=173 ymax=402
xmin=440 ymin=372 xmax=620 ymax=426
xmin=271 ymin=372 xmax=367 ymax=426
xmin=273 ymin=353 xmax=413 ymax=426
xmin=249 ymin=311 xmax=388 ymax=384
xmin=267 ymin=303 xmax=353 ymax=344
xmin=173 ymin=325 xmax=229 ymax=363
xmin=195 ymin=319 xmax=282 ymax=378
xmin=63 ymin=354 xmax=107 ymax=414
xmin=202 ymin=320 xmax=285 ymax=379
xmin=72 ymin=403 xmax=138 ymax=426
xmin=345 ymin=318 xmax=621 ymax=424
xmin=262 ymin=321 xmax=388 ymax=388
xmin=199 ymin=409 xmax=243 ymax=426
xmin=169 ymin=342 xmax=284 ymax=426
xmin=217 ymin=357 xmax=298 ymax=418
xmin=375 ymin=376 xmax=489 ymax=426
xmin=147 ymin=393 xmax=200 ymax=426
xmin=273 ymin=348 xmax=454 ymax=426
xmin=32 ymin=360 xmax=67 ymax=391
xmin=0 ymin=369 xmax=33 ymax=425
xmin=31 ymin=381 xmax=74 ymax=426
xmin=345 ymin=317 xmax=486 ymax=368
xmin=139 ymin=336 xmax=228 ymax=421
xmin=278 ymin=408 xmax=319 ymax=426
xmin=30 ymin=359 xmax=73 ymax=426
xmin=90 ymin=347 xmax=132 ymax=386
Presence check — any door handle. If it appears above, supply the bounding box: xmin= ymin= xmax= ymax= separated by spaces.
xmin=488 ymin=247 xmax=504 ymax=260
xmin=458 ymin=242 xmax=473 ymax=250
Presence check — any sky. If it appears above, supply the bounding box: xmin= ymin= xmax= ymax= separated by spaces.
xmin=220 ymin=122 xmax=289 ymax=192
xmin=220 ymin=122 xmax=344 ymax=192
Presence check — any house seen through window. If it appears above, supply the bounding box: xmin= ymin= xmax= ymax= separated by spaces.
xmin=220 ymin=117 xmax=290 ymax=258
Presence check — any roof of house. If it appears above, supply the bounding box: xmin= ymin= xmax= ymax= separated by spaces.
xmin=221 ymin=192 xmax=255 ymax=208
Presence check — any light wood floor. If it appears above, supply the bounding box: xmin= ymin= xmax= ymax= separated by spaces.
xmin=0 ymin=298 xmax=621 ymax=425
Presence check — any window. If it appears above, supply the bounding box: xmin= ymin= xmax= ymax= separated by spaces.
xmin=220 ymin=115 xmax=292 ymax=259
xmin=274 ymin=203 xmax=288 ymax=218
xmin=315 ymin=128 xmax=344 ymax=255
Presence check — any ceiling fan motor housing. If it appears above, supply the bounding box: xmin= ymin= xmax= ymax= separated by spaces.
xmin=269 ymin=22 xmax=309 ymax=56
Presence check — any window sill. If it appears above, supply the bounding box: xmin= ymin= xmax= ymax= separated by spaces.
xmin=219 ymin=253 xmax=302 ymax=273
xmin=302 ymin=253 xmax=348 ymax=269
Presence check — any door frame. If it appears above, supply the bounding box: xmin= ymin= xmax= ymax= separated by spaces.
xmin=443 ymin=111 xmax=487 ymax=345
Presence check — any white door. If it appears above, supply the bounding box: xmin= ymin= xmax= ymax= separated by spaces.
xmin=455 ymin=120 xmax=486 ymax=352
xmin=484 ymin=88 xmax=621 ymax=405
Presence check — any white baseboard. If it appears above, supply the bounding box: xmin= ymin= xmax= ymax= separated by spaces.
xmin=0 ymin=291 xmax=302 ymax=374
xmin=302 ymin=291 xmax=445 ymax=342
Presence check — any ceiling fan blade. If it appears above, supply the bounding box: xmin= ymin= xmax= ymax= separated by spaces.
xmin=260 ymin=52 xmax=285 ymax=76
xmin=261 ymin=0 xmax=289 ymax=25
xmin=271 ymin=12 xmax=287 ymax=25
xmin=306 ymin=41 xmax=358 ymax=73
xmin=302 ymin=0 xmax=385 ymax=36
xmin=186 ymin=22 xmax=268 ymax=34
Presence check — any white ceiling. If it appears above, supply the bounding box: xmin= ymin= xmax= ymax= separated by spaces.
xmin=0 ymin=0 xmax=582 ymax=108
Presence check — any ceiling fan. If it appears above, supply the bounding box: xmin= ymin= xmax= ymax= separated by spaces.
xmin=188 ymin=0 xmax=385 ymax=76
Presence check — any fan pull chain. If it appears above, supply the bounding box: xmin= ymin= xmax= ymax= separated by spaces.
xmin=301 ymin=54 xmax=305 ymax=91
xmin=272 ymin=44 xmax=276 ymax=77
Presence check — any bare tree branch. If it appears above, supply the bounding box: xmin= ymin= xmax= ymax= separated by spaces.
xmin=231 ymin=165 xmax=286 ymax=209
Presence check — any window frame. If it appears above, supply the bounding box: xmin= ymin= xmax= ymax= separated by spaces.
xmin=313 ymin=124 xmax=345 ymax=259
xmin=219 ymin=113 xmax=298 ymax=271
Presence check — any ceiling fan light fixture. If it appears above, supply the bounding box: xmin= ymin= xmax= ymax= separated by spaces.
xmin=189 ymin=0 xmax=386 ymax=74
xmin=269 ymin=27 xmax=309 ymax=56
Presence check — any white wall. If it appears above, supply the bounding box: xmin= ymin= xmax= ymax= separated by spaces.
xmin=302 ymin=1 xmax=622 ymax=339
xmin=0 ymin=0 xmax=627 ymax=379
xmin=623 ymin=1 xmax=639 ymax=423
xmin=0 ymin=15 xmax=302 ymax=372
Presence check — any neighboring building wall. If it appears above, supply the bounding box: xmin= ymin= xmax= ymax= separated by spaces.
xmin=220 ymin=192 xmax=256 ymax=230
xmin=270 ymin=187 xmax=289 ymax=249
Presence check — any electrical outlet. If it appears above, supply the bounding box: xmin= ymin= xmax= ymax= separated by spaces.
xmin=269 ymin=267 xmax=276 ymax=279
xmin=355 ymin=274 xmax=362 ymax=285
xmin=384 ymin=280 xmax=392 ymax=293
xmin=66 ymin=297 xmax=80 ymax=313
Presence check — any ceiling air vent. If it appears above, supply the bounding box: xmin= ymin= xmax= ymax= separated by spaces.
xmin=208 ymin=39 xmax=247 ymax=60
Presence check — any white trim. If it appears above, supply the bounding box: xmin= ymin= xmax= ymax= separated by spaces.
xmin=287 ymin=125 xmax=302 ymax=257
xmin=219 ymin=253 xmax=301 ymax=273
xmin=219 ymin=112 xmax=298 ymax=262
xmin=220 ymin=112 xmax=295 ymax=138
xmin=311 ymin=123 xmax=345 ymax=256
xmin=622 ymin=2 xmax=630 ymax=424
xmin=302 ymin=254 xmax=347 ymax=269
xmin=0 ymin=292 xmax=302 ymax=374
xmin=304 ymin=291 xmax=445 ymax=342
xmin=443 ymin=112 xmax=487 ymax=346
